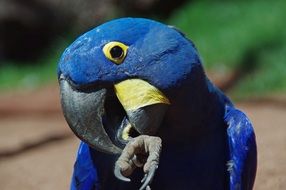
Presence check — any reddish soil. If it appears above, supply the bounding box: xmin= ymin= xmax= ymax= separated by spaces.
xmin=0 ymin=84 xmax=285 ymax=189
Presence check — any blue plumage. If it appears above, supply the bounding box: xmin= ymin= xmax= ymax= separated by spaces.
xmin=58 ymin=18 xmax=257 ymax=190
xmin=225 ymin=106 xmax=257 ymax=189
xmin=71 ymin=142 xmax=99 ymax=190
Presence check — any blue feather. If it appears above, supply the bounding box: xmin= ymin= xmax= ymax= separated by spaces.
xmin=225 ymin=106 xmax=257 ymax=190
xmin=71 ymin=142 xmax=99 ymax=190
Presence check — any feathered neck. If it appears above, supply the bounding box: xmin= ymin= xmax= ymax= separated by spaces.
xmin=159 ymin=65 xmax=227 ymax=143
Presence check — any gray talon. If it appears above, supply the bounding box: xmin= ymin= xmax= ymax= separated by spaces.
xmin=141 ymin=174 xmax=147 ymax=183
xmin=140 ymin=165 xmax=158 ymax=190
xmin=114 ymin=165 xmax=131 ymax=182
xmin=114 ymin=135 xmax=161 ymax=189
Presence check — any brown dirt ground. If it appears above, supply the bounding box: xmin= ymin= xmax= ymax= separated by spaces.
xmin=0 ymin=84 xmax=285 ymax=190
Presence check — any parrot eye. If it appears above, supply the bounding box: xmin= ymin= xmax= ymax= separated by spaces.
xmin=110 ymin=46 xmax=123 ymax=59
xmin=103 ymin=41 xmax=128 ymax=64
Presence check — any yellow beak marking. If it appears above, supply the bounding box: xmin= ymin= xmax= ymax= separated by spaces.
xmin=114 ymin=79 xmax=170 ymax=111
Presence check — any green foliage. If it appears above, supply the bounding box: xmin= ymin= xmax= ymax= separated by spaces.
xmin=169 ymin=0 xmax=286 ymax=97
xmin=232 ymin=44 xmax=286 ymax=98
xmin=1 ymin=1 xmax=286 ymax=98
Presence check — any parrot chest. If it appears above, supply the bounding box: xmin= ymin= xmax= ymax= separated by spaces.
xmin=92 ymin=123 xmax=229 ymax=190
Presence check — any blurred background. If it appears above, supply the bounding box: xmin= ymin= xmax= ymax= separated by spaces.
xmin=0 ymin=0 xmax=285 ymax=189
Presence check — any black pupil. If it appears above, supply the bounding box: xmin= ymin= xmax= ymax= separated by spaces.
xmin=110 ymin=46 xmax=123 ymax=59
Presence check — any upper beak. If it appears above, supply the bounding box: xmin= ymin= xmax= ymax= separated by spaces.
xmin=59 ymin=76 xmax=122 ymax=154
xmin=59 ymin=75 xmax=170 ymax=155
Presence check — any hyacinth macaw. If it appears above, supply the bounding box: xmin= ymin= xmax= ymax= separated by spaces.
xmin=58 ymin=18 xmax=257 ymax=190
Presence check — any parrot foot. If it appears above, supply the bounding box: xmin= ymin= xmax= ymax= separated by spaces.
xmin=114 ymin=135 xmax=162 ymax=190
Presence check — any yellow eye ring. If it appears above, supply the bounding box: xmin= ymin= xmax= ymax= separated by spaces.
xmin=102 ymin=41 xmax=129 ymax=64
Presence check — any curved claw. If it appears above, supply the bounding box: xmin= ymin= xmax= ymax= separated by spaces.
xmin=114 ymin=135 xmax=162 ymax=189
xmin=140 ymin=165 xmax=158 ymax=190
xmin=141 ymin=174 xmax=148 ymax=183
xmin=114 ymin=165 xmax=131 ymax=182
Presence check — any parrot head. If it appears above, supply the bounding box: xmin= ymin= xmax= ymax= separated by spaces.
xmin=58 ymin=18 xmax=202 ymax=154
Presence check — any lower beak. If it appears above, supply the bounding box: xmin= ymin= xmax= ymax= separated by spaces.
xmin=114 ymin=79 xmax=170 ymax=135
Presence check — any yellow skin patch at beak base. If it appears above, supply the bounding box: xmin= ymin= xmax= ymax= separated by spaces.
xmin=122 ymin=123 xmax=132 ymax=140
xmin=114 ymin=79 xmax=170 ymax=111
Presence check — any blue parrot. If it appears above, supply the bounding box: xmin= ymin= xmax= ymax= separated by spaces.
xmin=58 ymin=18 xmax=257 ymax=190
